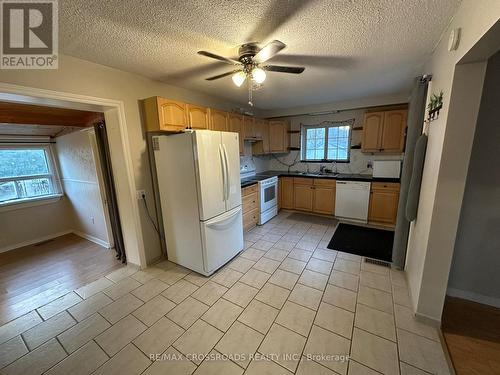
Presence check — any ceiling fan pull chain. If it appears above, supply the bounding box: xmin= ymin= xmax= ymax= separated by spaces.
xmin=248 ymin=80 xmax=253 ymax=106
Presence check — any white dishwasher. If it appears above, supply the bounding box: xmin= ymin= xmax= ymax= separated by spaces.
xmin=335 ymin=181 xmax=371 ymax=223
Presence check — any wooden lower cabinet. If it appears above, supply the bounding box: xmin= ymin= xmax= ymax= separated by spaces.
xmin=312 ymin=179 xmax=336 ymax=215
xmin=242 ymin=184 xmax=259 ymax=231
xmin=280 ymin=177 xmax=294 ymax=209
xmin=293 ymin=178 xmax=314 ymax=211
xmin=368 ymin=182 xmax=400 ymax=226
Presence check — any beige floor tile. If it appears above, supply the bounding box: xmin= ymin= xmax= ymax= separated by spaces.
xmin=288 ymin=249 xmax=313 ymax=262
xmin=243 ymin=240 xmax=253 ymax=250
xmin=295 ymin=240 xmax=317 ymax=251
xmin=264 ymin=249 xmax=289 ymax=262
xmin=184 ymin=272 xmax=211 ymax=286
xmin=359 ymin=271 xmax=391 ymax=292
xmin=0 ymin=338 xmax=66 ymax=375
xmin=245 ymin=357 xmax=293 ymax=375
xmin=95 ymin=314 xmax=146 ymax=356
xmin=258 ymin=324 xmax=306 ymax=372
xmin=279 ymin=258 xmax=307 ymax=274
xmin=215 ymin=321 xmax=264 ymax=368
xmin=67 ymin=292 xmax=113 ymax=322
xmin=268 ymin=269 xmax=299 ymax=290
xmin=130 ymin=267 xmax=166 ymax=284
xmin=390 ymin=269 xmax=408 ymax=287
xmin=397 ymin=329 xmax=450 ymax=374
xmin=394 ymin=305 xmax=439 ymax=341
xmin=400 ymin=361 xmax=432 ymax=375
xmin=0 ymin=336 xmax=28 ymax=369
xmin=36 ymin=292 xmax=82 ymax=320
xmin=103 ymin=277 xmax=142 ymax=300
xmin=105 ymin=266 xmax=137 ymax=283
xmin=303 ymin=325 xmax=350 ymax=375
xmin=99 ymin=293 xmax=143 ymax=324
xmin=44 ymin=340 xmax=108 ymax=375
xmin=57 ymin=313 xmax=111 ymax=353
xmin=173 ymin=320 xmax=223 ymax=365
xmin=281 ymin=234 xmax=301 ymax=244
xmin=333 ymin=259 xmax=361 ymax=276
xmin=201 ymin=299 xmax=243 ymax=331
xmin=273 ymin=240 xmax=296 ymax=251
xmin=323 ymin=284 xmax=357 ymax=312
xmin=191 ymin=281 xmax=228 ymax=306
xmin=131 ymin=278 xmax=169 ymax=302
xmin=210 ymin=268 xmax=243 ymax=288
xmin=329 ymin=271 xmax=359 ymax=292
xmin=252 ymin=257 xmax=281 ymax=274
xmin=244 ymin=232 xmax=262 ymax=243
xmin=252 ymin=239 xmax=275 ymax=251
xmin=288 ymin=284 xmax=323 ymax=310
xmin=357 ymin=285 xmax=393 ymax=314
xmin=306 ymin=258 xmax=333 ymax=275
xmin=315 ymin=302 xmax=354 ymax=339
xmin=167 ymin=297 xmax=209 ymax=329
xmin=393 ymin=285 xmax=412 ymax=307
xmin=255 ymin=283 xmax=290 ymax=309
xmin=157 ymin=265 xmax=191 ymax=285
xmin=162 ymin=279 xmax=198 ymax=304
xmin=132 ymin=294 xmax=176 ymax=326
xmin=142 ymin=346 xmax=196 ymax=375
xmin=355 ymin=304 xmax=396 ymax=341
xmin=296 ymin=357 xmax=339 ymax=375
xmin=75 ymin=277 xmax=114 ymax=299
xmin=350 ymin=328 xmax=399 ymax=375
xmin=348 ymin=360 xmax=381 ymax=374
xmin=275 ymin=301 xmax=315 ymax=337
xmin=133 ymin=317 xmax=184 ymax=355
xmin=0 ymin=311 xmax=42 ymax=345
xmin=193 ymin=350 xmax=244 ymax=375
xmin=22 ymin=311 xmax=75 ymax=350
xmin=336 ymin=252 xmax=361 ymax=263
xmin=239 ymin=248 xmax=266 ymax=262
xmin=360 ymin=261 xmax=390 ymax=276
xmin=261 ymin=233 xmax=283 ymax=243
xmin=238 ymin=269 xmax=271 ymax=289
xmin=92 ymin=343 xmax=151 ymax=375
xmin=298 ymin=269 xmax=328 ymax=291
xmin=312 ymin=249 xmax=338 ymax=262
xmin=223 ymin=282 xmax=259 ymax=308
xmin=237 ymin=300 xmax=279 ymax=334
xmin=227 ymin=257 xmax=256 ymax=273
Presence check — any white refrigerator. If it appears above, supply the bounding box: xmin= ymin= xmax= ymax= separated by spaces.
xmin=153 ymin=130 xmax=243 ymax=276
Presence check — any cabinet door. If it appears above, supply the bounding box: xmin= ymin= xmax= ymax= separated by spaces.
xmin=243 ymin=116 xmax=255 ymax=139
xmin=294 ymin=184 xmax=314 ymax=211
xmin=381 ymin=110 xmax=407 ymax=153
xmin=208 ymin=109 xmax=228 ymax=131
xmin=313 ymin=185 xmax=335 ymax=215
xmin=269 ymin=120 xmax=286 ymax=152
xmin=252 ymin=119 xmax=270 ymax=154
xmin=228 ymin=114 xmax=244 ymax=155
xmin=186 ymin=104 xmax=209 ymax=129
xmin=362 ymin=112 xmax=384 ymax=152
xmin=280 ymin=177 xmax=294 ymax=209
xmin=368 ymin=190 xmax=400 ymax=225
xmin=158 ymin=98 xmax=187 ymax=131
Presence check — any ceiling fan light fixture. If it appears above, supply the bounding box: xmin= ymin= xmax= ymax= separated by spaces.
xmin=232 ymin=71 xmax=246 ymax=87
xmin=251 ymin=67 xmax=266 ymax=84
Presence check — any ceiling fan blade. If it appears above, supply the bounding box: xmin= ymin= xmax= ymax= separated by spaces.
xmin=205 ymin=70 xmax=241 ymax=81
xmin=253 ymin=40 xmax=286 ymax=64
xmin=197 ymin=51 xmax=239 ymax=65
xmin=264 ymin=65 xmax=305 ymax=74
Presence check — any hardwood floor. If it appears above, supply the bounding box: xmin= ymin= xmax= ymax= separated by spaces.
xmin=442 ymin=296 xmax=500 ymax=375
xmin=0 ymin=234 xmax=122 ymax=325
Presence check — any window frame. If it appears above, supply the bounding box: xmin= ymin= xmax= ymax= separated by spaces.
xmin=0 ymin=144 xmax=63 ymax=210
xmin=300 ymin=121 xmax=353 ymax=163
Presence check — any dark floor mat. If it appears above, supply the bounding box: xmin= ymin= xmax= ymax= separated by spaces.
xmin=287 ymin=213 xmax=338 ymax=226
xmin=327 ymin=223 xmax=394 ymax=262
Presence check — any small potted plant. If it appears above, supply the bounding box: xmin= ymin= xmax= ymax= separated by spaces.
xmin=427 ymin=91 xmax=443 ymax=120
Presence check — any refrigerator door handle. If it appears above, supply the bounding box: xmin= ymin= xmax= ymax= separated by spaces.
xmin=222 ymin=144 xmax=230 ymax=201
xmin=206 ymin=206 xmax=241 ymax=230
xmin=218 ymin=145 xmax=227 ymax=201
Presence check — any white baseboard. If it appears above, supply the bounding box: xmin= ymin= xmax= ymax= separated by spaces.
xmin=0 ymin=230 xmax=73 ymax=254
xmin=447 ymin=288 xmax=500 ymax=308
xmin=72 ymin=230 xmax=111 ymax=249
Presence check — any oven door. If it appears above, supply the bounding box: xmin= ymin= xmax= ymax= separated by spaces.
xmin=260 ymin=180 xmax=278 ymax=213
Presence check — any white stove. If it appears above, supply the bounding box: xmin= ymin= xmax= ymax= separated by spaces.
xmin=241 ymin=171 xmax=278 ymax=225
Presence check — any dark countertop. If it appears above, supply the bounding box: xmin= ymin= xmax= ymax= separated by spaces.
xmin=256 ymin=170 xmax=401 ymax=183
xmin=240 ymin=179 xmax=258 ymax=188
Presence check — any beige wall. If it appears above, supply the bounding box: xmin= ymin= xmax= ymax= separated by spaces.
xmin=0 ymin=55 xmax=243 ymax=264
xmin=405 ymin=0 xmax=499 ymax=321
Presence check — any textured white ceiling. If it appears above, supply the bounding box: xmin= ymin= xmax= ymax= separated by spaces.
xmin=59 ymin=0 xmax=461 ymax=109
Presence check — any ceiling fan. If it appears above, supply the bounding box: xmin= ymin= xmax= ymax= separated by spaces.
xmin=197 ymin=40 xmax=305 ymax=106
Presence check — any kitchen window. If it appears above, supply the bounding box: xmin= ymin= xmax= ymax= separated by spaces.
xmin=301 ymin=120 xmax=353 ymax=162
xmin=0 ymin=145 xmax=62 ymax=207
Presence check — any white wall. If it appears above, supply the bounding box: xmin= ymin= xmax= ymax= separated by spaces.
xmin=404 ymin=1 xmax=500 ymax=321
xmin=55 ymin=129 xmax=110 ymax=247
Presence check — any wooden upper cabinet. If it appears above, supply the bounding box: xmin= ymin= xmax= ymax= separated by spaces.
xmin=186 ymin=104 xmax=209 ymax=129
xmin=269 ymin=120 xmax=288 ymax=153
xmin=228 ymin=113 xmax=244 ymax=155
xmin=280 ymin=177 xmax=294 ymax=209
xmin=368 ymin=182 xmax=400 ymax=226
xmin=362 ymin=112 xmax=384 ymax=152
xmin=252 ymin=119 xmax=270 ymax=155
xmin=381 ymin=110 xmax=407 ymax=152
xmin=243 ymin=116 xmax=256 ymax=139
xmin=143 ymin=97 xmax=187 ymax=132
xmin=208 ymin=109 xmax=228 ymax=131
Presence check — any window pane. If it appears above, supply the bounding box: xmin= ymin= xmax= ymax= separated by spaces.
xmin=0 ymin=149 xmax=49 ymax=178
xmin=0 ymin=181 xmax=17 ymax=202
xmin=0 ymin=178 xmax=52 ymax=203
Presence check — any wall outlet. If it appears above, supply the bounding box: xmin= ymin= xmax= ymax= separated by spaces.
xmin=136 ymin=190 xmax=146 ymax=200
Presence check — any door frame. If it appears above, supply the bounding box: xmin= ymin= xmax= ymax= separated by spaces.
xmin=0 ymin=82 xmax=146 ymax=267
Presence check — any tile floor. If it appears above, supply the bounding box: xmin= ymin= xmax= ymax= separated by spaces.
xmin=0 ymin=212 xmax=451 ymax=375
